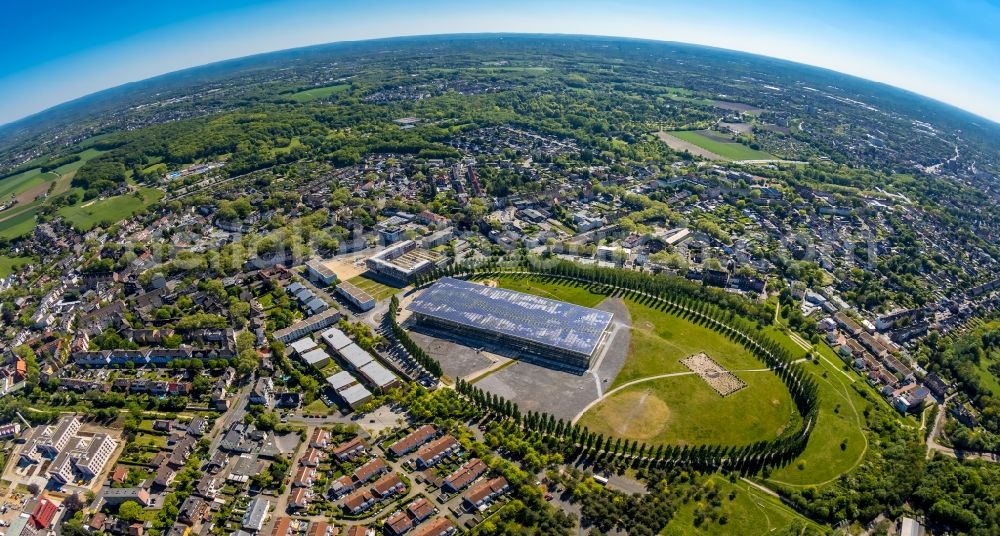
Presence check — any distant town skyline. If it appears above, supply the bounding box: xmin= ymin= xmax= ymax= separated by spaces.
xmin=1 ymin=0 xmax=998 ymax=125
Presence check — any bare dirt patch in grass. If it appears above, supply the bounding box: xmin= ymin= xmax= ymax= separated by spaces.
xmin=656 ymin=131 xmax=722 ymax=159
xmin=681 ymin=352 xmax=747 ymax=397
xmin=590 ymin=389 xmax=669 ymax=440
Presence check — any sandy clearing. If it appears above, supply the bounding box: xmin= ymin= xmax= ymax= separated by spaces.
xmin=323 ymin=256 xmax=368 ymax=280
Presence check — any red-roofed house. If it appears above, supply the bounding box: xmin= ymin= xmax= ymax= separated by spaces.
xmin=414 ymin=435 xmax=458 ymax=468
xmin=342 ymin=489 xmax=377 ymax=515
xmin=463 ymin=477 xmax=509 ymax=511
xmin=442 ymin=458 xmax=486 ymax=493
xmin=411 ymin=518 xmax=455 ymax=536
xmin=29 ymin=497 xmax=59 ymax=531
xmin=372 ymin=473 xmax=404 ymax=499
xmin=293 ymin=466 xmax=316 ymax=488
xmin=309 ymin=428 xmax=330 ymax=449
xmin=407 ymin=498 xmax=435 ymax=522
xmin=272 ymin=517 xmax=293 ymax=536
xmin=332 ymin=436 xmax=367 ymax=461
xmin=307 ymin=521 xmax=336 ymax=536
xmin=352 ymin=458 xmax=387 ymax=484
xmin=384 ymin=510 xmax=412 ymax=536
xmin=289 ymin=487 xmax=311 ymax=510
xmin=300 ymin=448 xmax=323 ymax=467
xmin=388 ymin=425 xmax=436 ymax=457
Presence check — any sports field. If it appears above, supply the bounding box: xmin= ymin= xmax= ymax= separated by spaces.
xmin=288 ymin=84 xmax=350 ymax=102
xmin=347 ymin=273 xmax=404 ymax=301
xmin=665 ymin=130 xmax=774 ymax=160
xmin=452 ymin=274 xmax=874 ymax=485
xmin=493 ymin=274 xmax=799 ymax=447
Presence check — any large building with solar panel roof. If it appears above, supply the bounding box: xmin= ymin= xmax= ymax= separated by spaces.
xmin=407 ymin=277 xmax=613 ymax=370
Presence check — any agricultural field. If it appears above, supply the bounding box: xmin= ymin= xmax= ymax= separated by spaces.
xmin=0 ymin=148 xmax=105 ymax=202
xmin=0 ymin=148 xmax=110 ymax=238
xmin=0 ymin=167 xmax=56 ymax=202
xmin=58 ymin=187 xmax=163 ymax=231
xmin=287 ymin=83 xmax=350 ymax=102
xmin=663 ymin=130 xmax=775 ymax=160
xmin=0 ymin=208 xmax=40 ymax=239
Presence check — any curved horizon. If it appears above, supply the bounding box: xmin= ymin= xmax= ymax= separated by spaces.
xmin=3 ymin=31 xmax=998 ymax=132
xmin=1 ymin=0 xmax=998 ymax=127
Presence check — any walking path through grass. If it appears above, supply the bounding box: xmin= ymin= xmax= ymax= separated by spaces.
xmin=572 ymin=358 xmax=808 ymax=423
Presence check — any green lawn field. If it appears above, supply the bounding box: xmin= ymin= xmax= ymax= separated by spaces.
xmin=0 ymin=148 xmax=110 ymax=238
xmin=288 ymin=84 xmax=350 ymax=102
xmin=58 ymin=187 xmax=163 ymax=231
xmin=579 ymin=372 xmax=798 ymax=447
xmin=486 ymin=274 xmax=605 ymax=308
xmin=669 ymin=130 xmax=774 ymax=160
xmin=0 ymin=168 xmax=56 ymax=201
xmin=0 ymin=255 xmax=34 ymax=277
xmin=492 ymin=274 xmax=799 ymax=448
xmin=759 ymin=326 xmax=897 ymax=487
xmin=50 ymin=148 xmax=105 ymax=175
xmin=347 ymin=274 xmax=404 ymax=301
xmin=271 ymin=136 xmax=303 ymax=156
xmin=0 ymin=208 xmax=40 ymax=239
xmin=661 ymin=475 xmax=821 ymax=535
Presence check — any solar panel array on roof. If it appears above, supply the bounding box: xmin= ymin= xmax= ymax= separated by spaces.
xmin=408 ymin=277 xmax=613 ymax=357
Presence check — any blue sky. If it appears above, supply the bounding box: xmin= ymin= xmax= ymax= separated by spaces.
xmin=1 ymin=0 xmax=998 ymax=125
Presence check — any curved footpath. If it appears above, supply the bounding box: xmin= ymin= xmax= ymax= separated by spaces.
xmin=571 ymin=359 xmax=808 ymax=423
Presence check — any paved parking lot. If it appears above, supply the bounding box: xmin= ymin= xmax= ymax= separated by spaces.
xmin=474 ymin=361 xmax=598 ymax=421
xmin=408 ymin=327 xmax=496 ymax=379
xmin=420 ymin=297 xmax=633 ymax=421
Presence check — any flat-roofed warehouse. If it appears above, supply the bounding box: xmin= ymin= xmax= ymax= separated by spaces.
xmin=366 ymin=240 xmax=445 ymax=283
xmin=306 ymin=259 xmax=338 ymax=286
xmin=336 ymin=281 xmax=376 ymax=311
xmin=407 ymin=277 xmax=613 ymax=370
